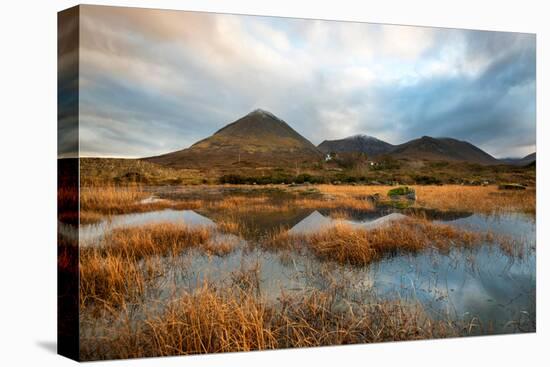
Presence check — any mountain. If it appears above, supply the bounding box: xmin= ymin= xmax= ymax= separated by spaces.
xmin=318 ymin=134 xmax=394 ymax=156
xmin=146 ymin=109 xmax=322 ymax=168
xmin=387 ymin=136 xmax=499 ymax=165
xmin=500 ymin=152 xmax=536 ymax=166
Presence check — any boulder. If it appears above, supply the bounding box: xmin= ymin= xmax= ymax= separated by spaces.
xmin=498 ymin=183 xmax=526 ymax=190
xmin=387 ymin=186 xmax=416 ymax=201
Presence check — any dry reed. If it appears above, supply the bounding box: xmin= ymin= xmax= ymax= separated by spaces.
xmin=268 ymin=218 xmax=509 ymax=266
xmin=79 ymin=223 xmax=235 ymax=310
xmin=79 ymin=284 xmax=458 ymax=360
xmin=317 ymin=184 xmax=535 ymax=215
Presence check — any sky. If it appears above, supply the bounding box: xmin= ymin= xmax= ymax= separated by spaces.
xmin=72 ymin=5 xmax=536 ymax=159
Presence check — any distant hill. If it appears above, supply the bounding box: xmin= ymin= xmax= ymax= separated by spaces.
xmin=387 ymin=136 xmax=499 ymax=165
xmin=318 ymin=135 xmax=394 ymax=156
xmin=500 ymin=152 xmax=536 ymax=166
xmin=145 ymin=109 xmax=322 ymax=168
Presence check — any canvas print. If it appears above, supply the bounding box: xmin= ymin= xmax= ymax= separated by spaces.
xmin=58 ymin=5 xmax=536 ymax=361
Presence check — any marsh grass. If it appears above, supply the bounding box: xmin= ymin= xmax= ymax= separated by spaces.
xmin=230 ymin=261 xmax=262 ymax=294
xmin=207 ymin=193 xmax=375 ymax=213
xmin=79 ymin=283 xmax=459 ymax=360
xmin=216 ymin=217 xmax=245 ymax=235
xmin=103 ymin=223 xmax=213 ymax=259
xmin=79 ymin=223 xmax=235 ymax=310
xmin=80 ymin=185 xmax=150 ymax=213
xmin=328 ymin=209 xmax=352 ymax=220
xmin=80 ymin=251 xmax=146 ymax=309
xmin=80 ymin=185 xmax=206 ymax=223
xmin=294 ymin=196 xmax=375 ymax=210
xmin=317 ymin=184 xmax=535 ymax=215
xmin=305 ymin=220 xmax=480 ymax=266
xmin=267 ymin=218 xmax=515 ymax=266
xmin=76 ymin=182 xmax=534 ymax=360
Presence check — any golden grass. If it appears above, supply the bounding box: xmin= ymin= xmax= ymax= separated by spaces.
xmin=211 ymin=196 xmax=270 ymax=210
xmin=294 ymin=196 xmax=375 ymax=210
xmin=103 ymin=223 xmax=213 ymax=259
xmin=80 ymin=157 xmax=208 ymax=185
xmin=268 ymin=218 xmax=509 ymax=266
xmin=76 ymin=182 xmax=534 ymax=360
xmin=79 ymin=211 xmax=105 ymax=225
xmin=317 ymin=184 xmax=535 ymax=214
xmin=79 ymin=223 xmax=235 ymax=309
xmin=79 ymin=185 xmax=206 ymax=223
xmin=80 ymin=251 xmax=146 ymax=308
xmin=230 ymin=261 xmax=261 ymax=293
xmin=206 ymin=193 xmax=375 ymax=213
xmin=77 ymin=184 xmax=534 ymax=228
xmin=216 ymin=217 xmax=245 ymax=235
xmin=79 ymin=284 xmax=457 ymax=360
xmin=80 ymin=185 xmax=150 ymax=213
xmin=327 ymin=210 xmax=352 ymax=220
xmin=307 ymin=221 xmax=480 ymax=266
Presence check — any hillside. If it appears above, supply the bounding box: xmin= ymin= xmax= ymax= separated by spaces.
xmin=318 ymin=135 xmax=394 ymax=156
xmin=500 ymin=152 xmax=536 ymax=166
xmin=146 ymin=109 xmax=322 ymax=168
xmin=387 ymin=136 xmax=499 ymax=165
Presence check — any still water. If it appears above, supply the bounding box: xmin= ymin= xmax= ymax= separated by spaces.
xmin=80 ymin=205 xmax=536 ymax=334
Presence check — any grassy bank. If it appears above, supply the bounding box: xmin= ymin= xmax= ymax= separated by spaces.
xmin=79 ymin=223 xmax=235 ymax=309
xmin=268 ymin=217 xmax=522 ymax=265
xmin=80 ymin=157 xmax=535 ymax=187
xmin=78 ymin=183 xmax=536 ymax=226
xmin=317 ymin=184 xmax=535 ymax=215
xmin=80 ymin=282 xmax=463 ymax=360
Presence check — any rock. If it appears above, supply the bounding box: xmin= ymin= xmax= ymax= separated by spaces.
xmin=387 ymin=186 xmax=416 ymax=201
xmin=498 ymin=183 xmax=526 ymax=190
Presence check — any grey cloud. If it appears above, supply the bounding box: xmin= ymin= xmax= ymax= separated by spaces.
xmin=361 ymin=31 xmax=535 ymax=157
xmin=76 ymin=6 xmax=536 ymax=159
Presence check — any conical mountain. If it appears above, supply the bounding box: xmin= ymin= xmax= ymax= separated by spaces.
xmin=146 ymin=109 xmax=322 ymax=168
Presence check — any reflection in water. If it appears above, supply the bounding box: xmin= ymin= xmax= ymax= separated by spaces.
xmin=289 ymin=210 xmax=407 ymax=235
xmin=79 ymin=209 xmax=215 ymax=243
xmin=83 ymin=207 xmax=536 ymax=334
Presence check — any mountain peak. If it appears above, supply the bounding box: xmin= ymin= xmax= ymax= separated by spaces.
xmin=146 ymin=110 xmax=322 ymax=168
xmin=318 ymin=134 xmax=394 ymax=156
xmin=247 ymin=108 xmax=278 ymax=119
xmin=349 ymin=134 xmax=379 ymax=141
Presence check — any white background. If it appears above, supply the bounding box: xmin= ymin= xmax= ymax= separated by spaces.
xmin=0 ymin=0 xmax=547 ymax=365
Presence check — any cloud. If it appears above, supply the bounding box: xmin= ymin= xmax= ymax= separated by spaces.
xmin=75 ymin=5 xmax=536 ymax=158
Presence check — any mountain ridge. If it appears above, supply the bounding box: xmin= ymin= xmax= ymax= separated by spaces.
xmin=145 ymin=109 xmax=518 ymax=168
xmin=318 ymin=135 xmax=395 ymax=156
xmin=388 ymin=136 xmax=498 ymax=165
xmin=499 ymin=152 xmax=536 ymax=166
